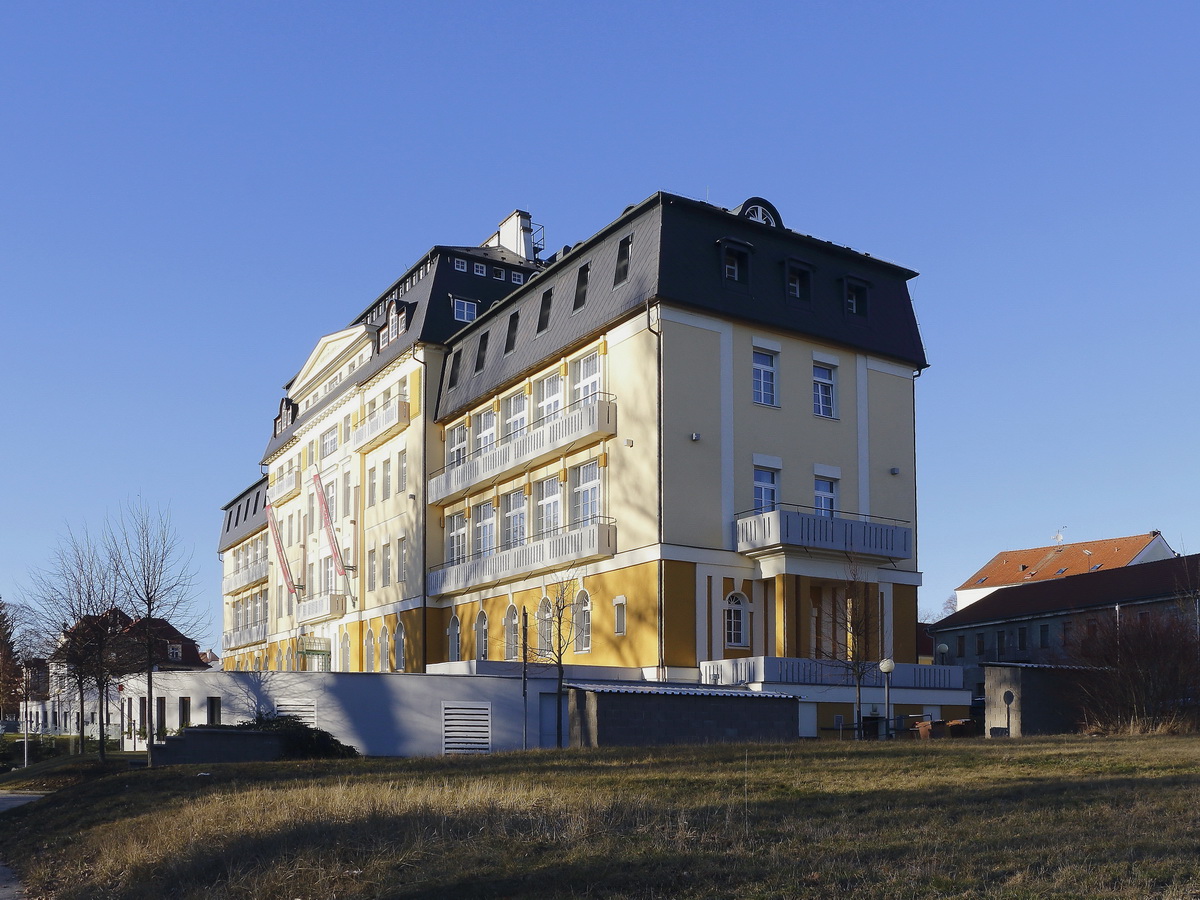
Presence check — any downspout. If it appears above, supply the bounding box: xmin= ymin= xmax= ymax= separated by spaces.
xmin=647 ymin=292 xmax=665 ymax=678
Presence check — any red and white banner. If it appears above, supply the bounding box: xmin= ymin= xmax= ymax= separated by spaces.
xmin=266 ymin=502 xmax=297 ymax=594
xmin=312 ymin=473 xmax=347 ymax=577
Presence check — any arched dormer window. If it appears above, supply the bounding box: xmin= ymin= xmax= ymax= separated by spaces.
xmin=573 ymin=591 xmax=591 ymax=653
xmin=504 ymin=605 xmax=519 ymax=660
xmin=724 ymin=592 xmax=750 ymax=649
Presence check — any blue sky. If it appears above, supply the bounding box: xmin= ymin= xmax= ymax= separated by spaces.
xmin=2 ymin=2 xmax=1198 ymax=647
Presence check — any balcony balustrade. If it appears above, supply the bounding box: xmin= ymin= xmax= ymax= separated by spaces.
xmin=735 ymin=505 xmax=912 ymax=561
xmin=221 ymin=558 xmax=269 ymax=594
xmin=701 ymin=656 xmax=963 ymax=690
xmin=352 ymin=398 xmax=410 ymax=452
xmin=268 ymin=468 xmax=300 ymax=504
xmin=428 ymin=519 xmax=617 ymax=596
xmin=296 ymin=591 xmax=347 ymax=624
xmin=428 ymin=396 xmax=616 ymax=505
xmin=221 ymin=621 xmax=268 ymax=651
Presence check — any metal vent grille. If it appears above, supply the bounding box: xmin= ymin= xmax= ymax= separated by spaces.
xmin=275 ymin=701 xmax=316 ymax=726
xmin=442 ymin=701 xmax=491 ymax=755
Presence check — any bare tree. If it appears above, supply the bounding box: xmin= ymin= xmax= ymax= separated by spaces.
xmin=24 ymin=527 xmax=127 ymax=759
xmin=525 ymin=572 xmax=587 ymax=748
xmin=0 ymin=595 xmax=33 ymax=722
xmin=1061 ymin=601 xmax=1200 ymax=734
xmin=107 ymin=502 xmax=198 ymax=767
xmin=813 ymin=559 xmax=887 ymax=739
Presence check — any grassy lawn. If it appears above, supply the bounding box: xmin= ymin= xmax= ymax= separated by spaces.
xmin=3 ymin=736 xmax=1200 ymax=898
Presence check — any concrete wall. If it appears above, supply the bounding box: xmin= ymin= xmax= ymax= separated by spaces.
xmin=984 ymin=665 xmax=1080 ymax=737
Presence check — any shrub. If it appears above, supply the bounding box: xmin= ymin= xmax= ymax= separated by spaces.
xmin=235 ymin=712 xmax=359 ymax=759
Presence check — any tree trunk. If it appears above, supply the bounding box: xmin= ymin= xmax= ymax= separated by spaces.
xmin=78 ymin=679 xmax=86 ymax=754
xmin=145 ymin=660 xmax=155 ymax=768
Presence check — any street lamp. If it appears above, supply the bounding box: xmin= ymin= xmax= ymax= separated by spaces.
xmin=936 ymin=643 xmax=949 ymax=666
xmin=879 ymin=657 xmax=895 ymax=739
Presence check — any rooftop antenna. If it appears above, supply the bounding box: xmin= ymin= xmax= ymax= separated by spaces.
xmin=1053 ymin=526 xmax=1067 ymax=545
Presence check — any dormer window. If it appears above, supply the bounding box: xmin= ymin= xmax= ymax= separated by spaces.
xmin=786 ymin=260 xmax=812 ymax=302
xmin=717 ymin=238 xmax=752 ymax=287
xmin=453 ymin=298 xmax=478 ymax=323
xmin=844 ymin=278 xmax=870 ymax=317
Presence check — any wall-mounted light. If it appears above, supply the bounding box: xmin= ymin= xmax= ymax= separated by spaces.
xmin=889 ymin=467 xmax=900 ymax=475
xmin=690 ymin=433 xmax=701 ymax=441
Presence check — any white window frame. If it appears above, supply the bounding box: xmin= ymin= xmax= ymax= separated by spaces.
xmin=814 ymin=477 xmax=838 ymax=517
xmin=502 ymin=489 xmax=526 ymax=549
xmin=813 ymin=364 xmax=837 ymax=418
xmin=447 ymin=512 xmax=468 ymax=564
xmin=535 ymin=477 xmax=560 ymax=538
xmin=536 ymin=373 xmax=562 ymax=422
xmin=476 ymin=611 xmax=489 ymax=660
xmin=320 ymin=427 xmax=338 ymax=459
xmin=725 ymin=593 xmax=749 ymax=648
xmin=454 ymin=258 xmax=468 ymax=272
xmin=504 ymin=605 xmax=519 ymax=660
xmin=503 ymin=391 xmax=527 ymax=440
xmin=473 ymin=262 xmax=487 ymax=277
xmin=574 ymin=591 xmax=591 ymax=653
xmin=474 ymin=409 xmax=497 ymax=453
xmin=613 ymin=595 xmax=627 ymax=636
xmin=753 ymin=467 xmax=778 ymax=513
xmin=474 ymin=500 xmax=495 ymax=558
xmin=570 ymin=460 xmax=601 ymax=527
xmin=448 ymin=616 xmax=461 ymax=662
xmin=447 ymin=423 xmax=468 ymax=468
xmin=453 ymin=298 xmax=478 ymax=323
xmin=752 ymin=350 xmax=778 ymax=406
xmin=571 ymin=352 xmax=601 ymax=404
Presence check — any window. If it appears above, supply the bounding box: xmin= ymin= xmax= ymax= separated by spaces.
xmin=975 ymin=633 xmax=985 ymax=655
xmin=364 ymin=629 xmax=376 ymax=672
xmin=537 ymin=598 xmax=552 ymax=653
xmin=1062 ymin=621 xmax=1072 ymax=647
xmin=752 ymin=351 xmax=777 ymax=406
xmin=504 ymin=312 xmax=520 ymax=354
xmin=473 ymin=262 xmax=487 ymax=276
xmin=448 ymin=616 xmax=461 ymax=662
xmin=813 ymin=364 xmax=836 ymax=417
xmin=613 ymin=235 xmax=632 ymax=285
xmin=786 ymin=263 xmax=811 ymax=302
xmin=724 ymin=246 xmax=749 ymax=284
xmin=447 ymin=512 xmax=468 ymax=564
xmin=453 ymin=298 xmax=477 ymax=323
xmin=502 ymin=489 xmax=526 ymax=549
xmin=381 ymin=543 xmax=391 ymax=587
xmin=380 ymin=626 xmax=391 ymax=672
xmin=398 ymin=537 xmax=406 ymax=582
xmin=996 ymin=630 xmax=1006 ymax=656
xmin=367 ymin=549 xmax=377 ymax=591
xmin=536 ymin=289 xmax=553 ymax=334
xmin=493 ymin=266 xmax=505 ymax=281
xmin=504 ymin=606 xmax=519 ymax=660
xmin=613 ymin=595 xmax=627 ymax=635
xmin=179 ymin=697 xmax=191 ymax=728
xmin=397 ymin=450 xmax=407 ymax=491
xmin=814 ymin=477 xmax=837 ymax=517
xmin=502 ymin=391 xmax=527 ymax=439
xmin=574 ymin=591 xmax=591 ymax=653
xmin=321 ymin=427 xmax=338 ymax=458
xmin=572 ymin=264 xmax=590 ymax=311
xmin=476 ymin=611 xmax=489 ymax=659
xmin=382 ymin=459 xmax=391 ymax=501
xmin=1018 ymin=626 xmax=1028 ymax=651
xmin=725 ymin=594 xmax=748 ymax=647
xmin=396 ymin=623 xmax=405 ymax=670
xmin=474 ymin=409 xmax=497 ymax=453
xmin=447 ymin=423 xmax=468 ymax=467
xmin=845 ymin=280 xmax=869 ymax=317
xmin=454 ymin=258 xmax=467 ymax=272
xmin=535 ymin=476 xmax=561 ymax=537
xmin=342 ymin=471 xmax=351 ymax=517
xmin=168 ymin=643 xmax=182 ymax=662
xmin=1039 ymin=623 xmax=1050 ymax=648
xmin=474 ymin=500 xmax=495 ymax=557
xmin=207 ymin=697 xmax=221 ymax=725
xmin=511 ymin=271 xmax=524 ymax=284
xmin=956 ymin=634 xmax=965 ymax=658
xmin=536 ymin=372 xmax=562 ymax=421
xmin=367 ymin=467 xmax=377 ymax=506
xmin=571 ymin=352 xmax=601 ymax=403
xmin=474 ymin=332 xmax=489 ymax=374
xmin=753 ymin=467 xmax=777 ymax=513
xmin=448 ymin=350 xmax=462 ymax=389
xmin=571 ymin=460 xmax=601 ymax=527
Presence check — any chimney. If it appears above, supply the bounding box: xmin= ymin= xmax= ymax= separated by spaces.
xmin=483 ymin=210 xmax=535 ymax=261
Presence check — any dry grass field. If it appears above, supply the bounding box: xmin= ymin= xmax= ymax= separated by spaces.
xmin=3 ymin=736 xmax=1200 ymax=899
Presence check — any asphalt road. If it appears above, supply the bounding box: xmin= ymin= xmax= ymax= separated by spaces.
xmin=0 ymin=792 xmax=44 ymax=900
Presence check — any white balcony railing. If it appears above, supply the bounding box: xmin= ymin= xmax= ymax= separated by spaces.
xmin=268 ymin=469 xmax=300 ymax=504
xmin=428 ymin=397 xmax=616 ymax=504
xmin=735 ymin=507 xmax=912 ymax=561
xmin=352 ymin=398 xmax=410 ymax=452
xmin=428 ymin=520 xmax=617 ymax=596
xmin=221 ymin=621 xmax=268 ymax=651
xmin=700 ymin=656 xmax=963 ymax=690
xmin=296 ymin=591 xmax=347 ymax=624
xmin=221 ymin=558 xmax=270 ymax=594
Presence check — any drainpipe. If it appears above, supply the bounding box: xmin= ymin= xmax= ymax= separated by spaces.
xmin=647 ymin=295 xmax=665 ymax=679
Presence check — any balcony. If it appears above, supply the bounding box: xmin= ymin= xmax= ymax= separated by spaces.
xmin=735 ymin=505 xmax=912 ymax=561
xmin=352 ymin=398 xmax=410 ymax=452
xmin=296 ymin=591 xmax=347 ymax=624
xmin=268 ymin=469 xmax=301 ymax=504
xmin=221 ymin=622 xmax=268 ymax=651
xmin=428 ymin=519 xmax=617 ymax=596
xmin=701 ymin=656 xmax=963 ymax=690
xmin=428 ymin=396 xmax=617 ymax=505
xmin=222 ymin=558 xmax=269 ymax=594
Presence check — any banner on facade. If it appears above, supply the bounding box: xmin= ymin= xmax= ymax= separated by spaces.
xmin=265 ymin=502 xmax=297 ymax=595
xmin=312 ymin=473 xmax=347 ymax=577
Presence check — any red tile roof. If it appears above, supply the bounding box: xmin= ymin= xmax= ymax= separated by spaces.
xmin=935 ymin=552 xmax=1200 ymax=630
xmin=955 ymin=533 xmax=1165 ymax=591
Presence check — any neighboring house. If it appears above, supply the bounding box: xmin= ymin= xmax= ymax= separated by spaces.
xmin=929 ymin=552 xmax=1200 ymax=704
xmin=218 ymin=193 xmax=970 ymax=744
xmin=953 ymin=531 xmax=1174 ymax=611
